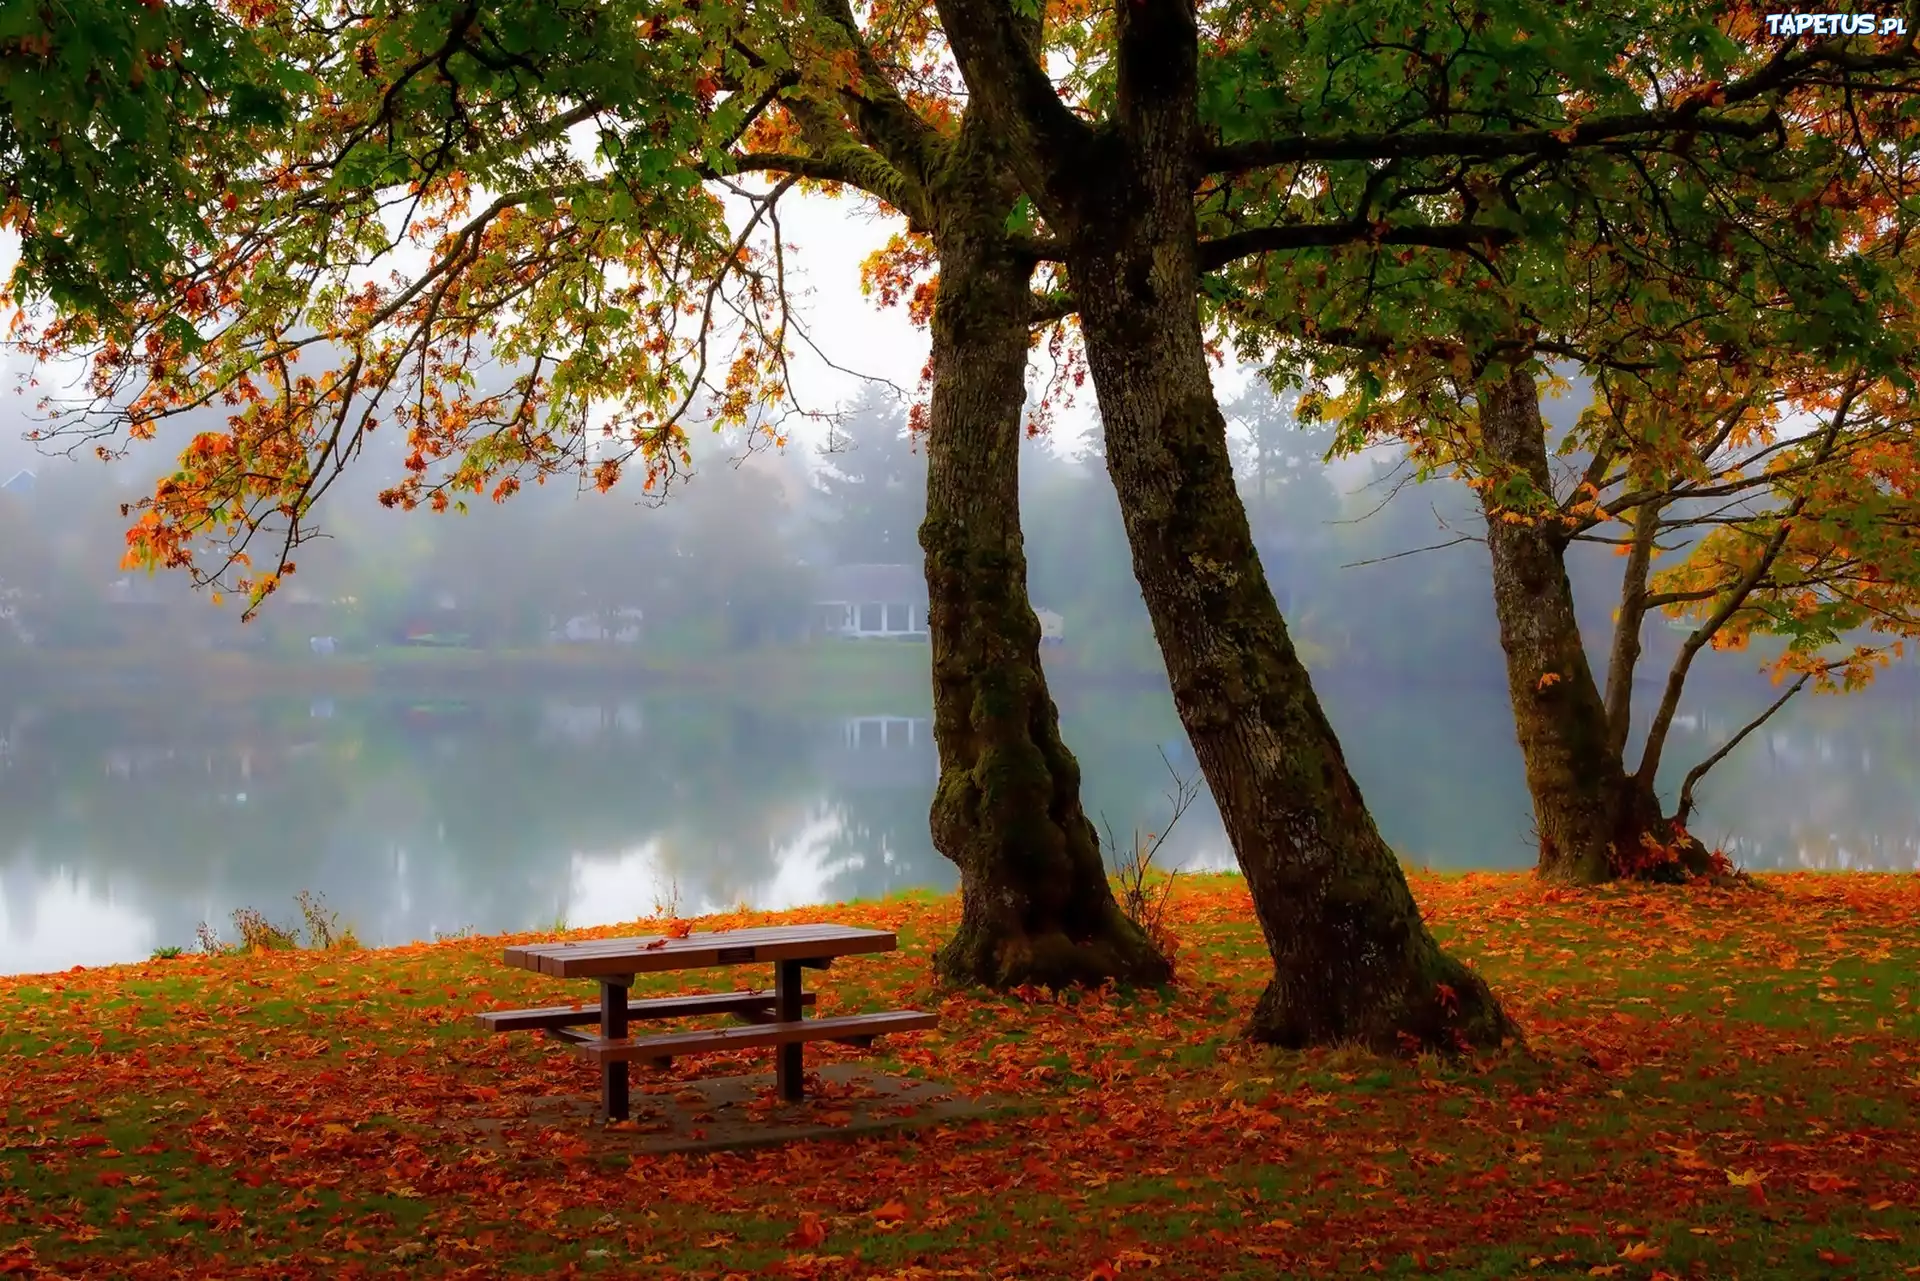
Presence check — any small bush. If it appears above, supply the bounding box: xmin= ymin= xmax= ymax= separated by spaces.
xmin=192 ymin=892 xmax=359 ymax=955
xmin=1102 ymin=748 xmax=1201 ymax=970
xmin=295 ymin=890 xmax=359 ymax=950
xmin=150 ymin=946 xmax=183 ymax=960
xmin=231 ymin=906 xmax=301 ymax=951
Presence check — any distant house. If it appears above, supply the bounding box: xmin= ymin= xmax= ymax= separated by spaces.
xmin=810 ymin=565 xmax=1066 ymax=643
xmin=812 ymin=564 xmax=928 ymax=639
xmin=0 ymin=470 xmax=34 ymax=498
xmin=550 ymin=608 xmax=645 ymax=644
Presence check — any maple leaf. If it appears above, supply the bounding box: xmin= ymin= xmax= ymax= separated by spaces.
xmin=786 ymin=1213 xmax=827 ymax=1248
xmin=871 ymin=1199 xmax=908 ymax=1224
xmin=665 ymin=919 xmax=693 ymax=940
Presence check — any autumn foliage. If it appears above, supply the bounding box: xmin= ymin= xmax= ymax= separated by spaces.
xmin=2 ymin=874 xmax=1917 ymax=1277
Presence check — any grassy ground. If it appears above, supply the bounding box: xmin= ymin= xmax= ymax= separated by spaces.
xmin=1 ymin=873 xmax=1915 ymax=1279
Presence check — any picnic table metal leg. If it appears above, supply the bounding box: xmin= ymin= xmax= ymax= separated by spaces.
xmin=600 ymin=976 xmax=631 ymax=1121
xmin=775 ymin=959 xmax=805 ymax=1103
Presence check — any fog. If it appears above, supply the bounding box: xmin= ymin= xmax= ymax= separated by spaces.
xmin=2 ymin=217 xmax=1916 ymax=975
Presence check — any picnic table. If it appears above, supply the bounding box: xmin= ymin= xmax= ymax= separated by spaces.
xmin=476 ymin=924 xmax=936 ymax=1120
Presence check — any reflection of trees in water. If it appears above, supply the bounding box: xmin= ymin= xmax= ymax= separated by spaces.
xmin=1 ymin=683 xmax=1914 ymax=971
xmin=1675 ymin=693 xmax=1920 ymax=871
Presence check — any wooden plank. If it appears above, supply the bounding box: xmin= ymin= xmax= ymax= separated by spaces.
xmin=516 ymin=925 xmax=852 ymax=960
xmin=570 ymin=1010 xmax=937 ymax=1064
xmin=502 ymin=930 xmax=835 ymax=973
xmin=474 ymin=989 xmax=816 ymax=1032
xmin=508 ymin=925 xmax=899 ymax=979
xmin=511 ymin=924 xmax=874 ymax=957
xmin=516 ymin=926 xmax=856 ymax=967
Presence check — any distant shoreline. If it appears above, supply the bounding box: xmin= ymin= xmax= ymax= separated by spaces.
xmin=0 ymin=641 xmax=937 ymax=699
xmin=0 ymin=640 xmax=1891 ymax=706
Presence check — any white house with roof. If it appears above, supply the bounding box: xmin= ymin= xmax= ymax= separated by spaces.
xmin=812 ymin=563 xmax=929 ymax=639
xmin=810 ymin=563 xmax=1063 ymax=642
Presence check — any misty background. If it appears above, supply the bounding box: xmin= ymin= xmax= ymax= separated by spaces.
xmin=2 ymin=199 xmax=1916 ymax=975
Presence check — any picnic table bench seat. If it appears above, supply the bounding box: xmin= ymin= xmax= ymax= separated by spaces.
xmin=474 ymin=989 xmax=817 ymax=1033
xmin=559 ymin=1009 xmax=938 ymax=1065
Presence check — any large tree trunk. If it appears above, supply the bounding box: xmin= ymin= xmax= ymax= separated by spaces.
xmin=1476 ymin=371 xmax=1709 ymax=884
xmin=931 ymin=0 xmax=1506 ymax=1046
xmin=920 ymin=161 xmax=1171 ymax=988
xmin=1059 ymin=201 xmax=1509 ymax=1051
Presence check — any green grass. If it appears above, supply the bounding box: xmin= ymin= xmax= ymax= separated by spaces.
xmin=0 ymin=874 xmax=1916 ymax=1277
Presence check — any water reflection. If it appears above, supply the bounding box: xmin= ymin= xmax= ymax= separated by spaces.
xmin=0 ymin=680 xmax=1912 ymax=974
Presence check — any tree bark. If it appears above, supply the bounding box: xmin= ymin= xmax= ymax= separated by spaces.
xmin=1047 ymin=192 xmax=1505 ymax=1051
xmin=933 ymin=0 xmax=1508 ymax=1047
xmin=1476 ymin=371 xmax=1708 ymax=884
xmin=920 ymin=141 xmax=1171 ymax=989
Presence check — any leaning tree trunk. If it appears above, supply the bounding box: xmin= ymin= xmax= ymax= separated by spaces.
xmin=920 ymin=178 xmax=1171 ymax=988
xmin=1477 ymin=371 xmax=1710 ymax=884
xmin=1058 ymin=201 xmax=1509 ymax=1052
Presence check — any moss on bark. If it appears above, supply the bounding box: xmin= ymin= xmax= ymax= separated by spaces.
xmin=919 ymin=147 xmax=1171 ymax=991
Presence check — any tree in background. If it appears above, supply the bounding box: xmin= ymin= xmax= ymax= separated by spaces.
xmin=1227 ymin=39 xmax=1920 ymax=886
xmin=809 ymin=387 xmax=926 ymax=566
xmin=3 ymin=0 xmax=292 ymax=319
xmin=14 ymin=0 xmax=1174 ymax=993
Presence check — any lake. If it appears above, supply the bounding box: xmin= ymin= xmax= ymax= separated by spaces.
xmin=1 ymin=676 xmax=1913 ymax=973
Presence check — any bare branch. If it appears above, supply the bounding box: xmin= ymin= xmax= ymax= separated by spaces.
xmin=1673 ymin=671 xmax=1813 ymax=827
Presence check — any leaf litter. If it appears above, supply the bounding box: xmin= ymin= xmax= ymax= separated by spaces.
xmin=0 ymin=872 xmax=1916 ymax=1277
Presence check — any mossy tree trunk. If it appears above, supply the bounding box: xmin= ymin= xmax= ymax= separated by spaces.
xmin=920 ymin=122 xmax=1171 ymax=989
xmin=1477 ymin=371 xmax=1710 ymax=884
xmin=1063 ymin=230 xmax=1507 ymax=1047
xmin=937 ymin=0 xmax=1509 ymax=1046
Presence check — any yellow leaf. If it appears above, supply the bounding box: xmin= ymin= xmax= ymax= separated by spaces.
xmin=1619 ymin=1241 xmax=1662 ymax=1261
xmin=1725 ymin=1168 xmax=1766 ymax=1187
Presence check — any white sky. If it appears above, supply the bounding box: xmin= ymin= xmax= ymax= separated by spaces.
xmin=1 ymin=179 xmax=1374 ymax=485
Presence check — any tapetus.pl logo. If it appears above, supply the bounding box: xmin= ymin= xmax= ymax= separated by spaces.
xmin=1762 ymin=12 xmax=1909 ymax=35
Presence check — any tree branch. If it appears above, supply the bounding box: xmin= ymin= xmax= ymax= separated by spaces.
xmin=1029 ymin=288 xmax=1077 ymax=325
xmin=1197 ymin=218 xmax=1517 ymax=272
xmin=1204 ymin=109 xmax=1781 ymax=176
xmin=932 ymin=0 xmax=1094 ymax=219
xmin=1634 ymin=379 xmax=1862 ymax=783
xmin=1602 ymin=497 xmax=1663 ymax=758
xmin=1673 ymin=671 xmax=1812 ymax=828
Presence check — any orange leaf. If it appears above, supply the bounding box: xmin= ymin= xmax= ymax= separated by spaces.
xmin=872 ymin=1199 xmax=908 ymax=1223
xmin=665 ymin=919 xmax=693 ymax=939
xmin=787 ymin=1213 xmax=827 ymax=1248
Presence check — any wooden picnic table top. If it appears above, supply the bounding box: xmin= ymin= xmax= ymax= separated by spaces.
xmin=502 ymin=923 xmax=897 ymax=979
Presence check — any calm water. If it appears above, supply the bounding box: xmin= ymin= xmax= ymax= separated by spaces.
xmin=0 ymin=678 xmax=1913 ymax=974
